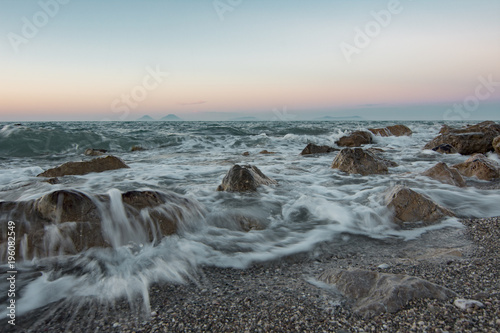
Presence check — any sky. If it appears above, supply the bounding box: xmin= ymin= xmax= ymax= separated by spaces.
xmin=0 ymin=0 xmax=499 ymax=121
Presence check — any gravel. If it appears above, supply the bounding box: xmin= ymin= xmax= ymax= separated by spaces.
xmin=3 ymin=217 xmax=500 ymax=332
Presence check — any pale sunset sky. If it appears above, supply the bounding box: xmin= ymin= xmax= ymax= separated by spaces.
xmin=1 ymin=0 xmax=499 ymax=121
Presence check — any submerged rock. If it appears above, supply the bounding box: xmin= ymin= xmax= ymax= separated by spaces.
xmin=385 ymin=185 xmax=454 ymax=227
xmin=335 ymin=131 xmax=373 ymax=147
xmin=37 ymin=156 xmax=129 ymax=178
xmin=431 ymin=144 xmax=458 ymax=154
xmin=331 ymin=148 xmax=394 ymax=175
xmin=317 ymin=269 xmax=456 ymax=318
xmin=422 ymin=162 xmax=466 ymax=187
xmin=452 ymin=154 xmax=500 ymax=180
xmin=368 ymin=124 xmax=412 ymax=137
xmin=84 ymin=148 xmax=108 ymax=156
xmin=300 ymin=143 xmax=337 ymax=155
xmin=259 ymin=150 xmax=276 ymax=154
xmin=424 ymin=121 xmax=500 ymax=155
xmin=217 ymin=165 xmax=277 ymax=192
xmin=131 ymin=145 xmax=145 ymax=152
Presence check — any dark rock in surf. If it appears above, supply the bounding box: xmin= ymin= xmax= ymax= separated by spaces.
xmin=259 ymin=150 xmax=276 ymax=154
xmin=84 ymin=148 xmax=108 ymax=156
xmin=431 ymin=144 xmax=458 ymax=154
xmin=37 ymin=155 xmax=129 ymax=177
xmin=300 ymin=143 xmax=338 ymax=155
xmin=0 ymin=189 xmax=203 ymax=261
xmin=335 ymin=131 xmax=373 ymax=147
xmin=317 ymin=269 xmax=456 ymax=318
xmin=385 ymin=185 xmax=454 ymax=227
xmin=131 ymin=145 xmax=145 ymax=152
xmin=331 ymin=148 xmax=394 ymax=175
xmin=452 ymin=154 xmax=500 ymax=181
xmin=422 ymin=162 xmax=466 ymax=187
xmin=368 ymin=125 xmax=412 ymax=137
xmin=217 ymin=165 xmax=277 ymax=192
xmin=242 ymin=151 xmax=250 ymax=156
xmin=424 ymin=121 xmax=500 ymax=155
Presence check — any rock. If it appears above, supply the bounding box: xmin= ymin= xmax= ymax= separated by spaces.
xmin=43 ymin=177 xmax=60 ymax=185
xmin=84 ymin=148 xmax=108 ymax=156
xmin=422 ymin=162 xmax=466 ymax=187
xmin=385 ymin=185 xmax=454 ymax=227
xmin=0 ymin=189 xmax=203 ymax=260
xmin=36 ymin=190 xmax=100 ymax=223
xmin=424 ymin=121 xmax=500 ymax=155
xmin=335 ymin=131 xmax=373 ymax=147
xmin=331 ymin=148 xmax=394 ymax=175
xmin=242 ymin=151 xmax=250 ymax=156
xmin=431 ymin=144 xmax=458 ymax=154
xmin=259 ymin=150 xmax=275 ymax=154
xmin=368 ymin=125 xmax=412 ymax=137
xmin=131 ymin=145 xmax=145 ymax=152
xmin=452 ymin=154 xmax=500 ymax=180
xmin=37 ymin=156 xmax=129 ymax=177
xmin=493 ymin=136 xmax=500 ymax=155
xmin=217 ymin=165 xmax=277 ymax=192
xmin=300 ymin=143 xmax=337 ymax=155
xmin=454 ymin=299 xmax=485 ymax=310
xmin=317 ymin=269 xmax=456 ymax=318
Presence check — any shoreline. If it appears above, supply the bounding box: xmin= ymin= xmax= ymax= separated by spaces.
xmin=3 ymin=216 xmax=499 ymax=332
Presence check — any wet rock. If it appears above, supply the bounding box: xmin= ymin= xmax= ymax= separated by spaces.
xmin=84 ymin=148 xmax=108 ymax=156
xmin=300 ymin=143 xmax=337 ymax=155
xmin=335 ymin=131 xmax=373 ymax=147
xmin=44 ymin=177 xmax=60 ymax=185
xmin=0 ymin=189 xmax=202 ymax=260
xmin=259 ymin=150 xmax=276 ymax=154
xmin=318 ymin=269 xmax=456 ymax=318
xmin=493 ymin=136 xmax=500 ymax=155
xmin=368 ymin=125 xmax=412 ymax=137
xmin=431 ymin=144 xmax=458 ymax=154
xmin=242 ymin=151 xmax=250 ymax=156
xmin=331 ymin=148 xmax=394 ymax=175
xmin=385 ymin=185 xmax=454 ymax=227
xmin=131 ymin=145 xmax=145 ymax=152
xmin=452 ymin=154 xmax=500 ymax=180
xmin=37 ymin=156 xmax=129 ymax=177
xmin=217 ymin=165 xmax=277 ymax=192
xmin=424 ymin=121 xmax=500 ymax=155
xmin=422 ymin=162 xmax=466 ymax=187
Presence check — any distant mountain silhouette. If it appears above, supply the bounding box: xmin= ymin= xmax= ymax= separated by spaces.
xmin=137 ymin=115 xmax=155 ymax=121
xmin=160 ymin=114 xmax=183 ymax=121
xmin=315 ymin=116 xmax=363 ymax=120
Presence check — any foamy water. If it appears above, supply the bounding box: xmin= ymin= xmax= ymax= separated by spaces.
xmin=0 ymin=120 xmax=498 ymax=317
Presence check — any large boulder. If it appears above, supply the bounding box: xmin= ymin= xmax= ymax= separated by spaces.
xmin=385 ymin=185 xmax=454 ymax=227
xmin=422 ymin=162 xmax=466 ymax=187
xmin=331 ymin=148 xmax=395 ymax=175
xmin=37 ymin=156 xmax=129 ymax=177
xmin=335 ymin=131 xmax=372 ymax=147
xmin=452 ymin=154 xmax=500 ymax=181
xmin=217 ymin=165 xmax=277 ymax=192
xmin=368 ymin=125 xmax=412 ymax=137
xmin=424 ymin=121 xmax=500 ymax=155
xmin=300 ymin=143 xmax=337 ymax=155
xmin=493 ymin=136 xmax=500 ymax=155
xmin=317 ymin=269 xmax=456 ymax=318
xmin=0 ymin=189 xmax=202 ymax=261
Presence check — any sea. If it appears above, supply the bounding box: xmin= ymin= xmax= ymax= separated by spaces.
xmin=1 ymin=120 xmax=500 ymax=318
